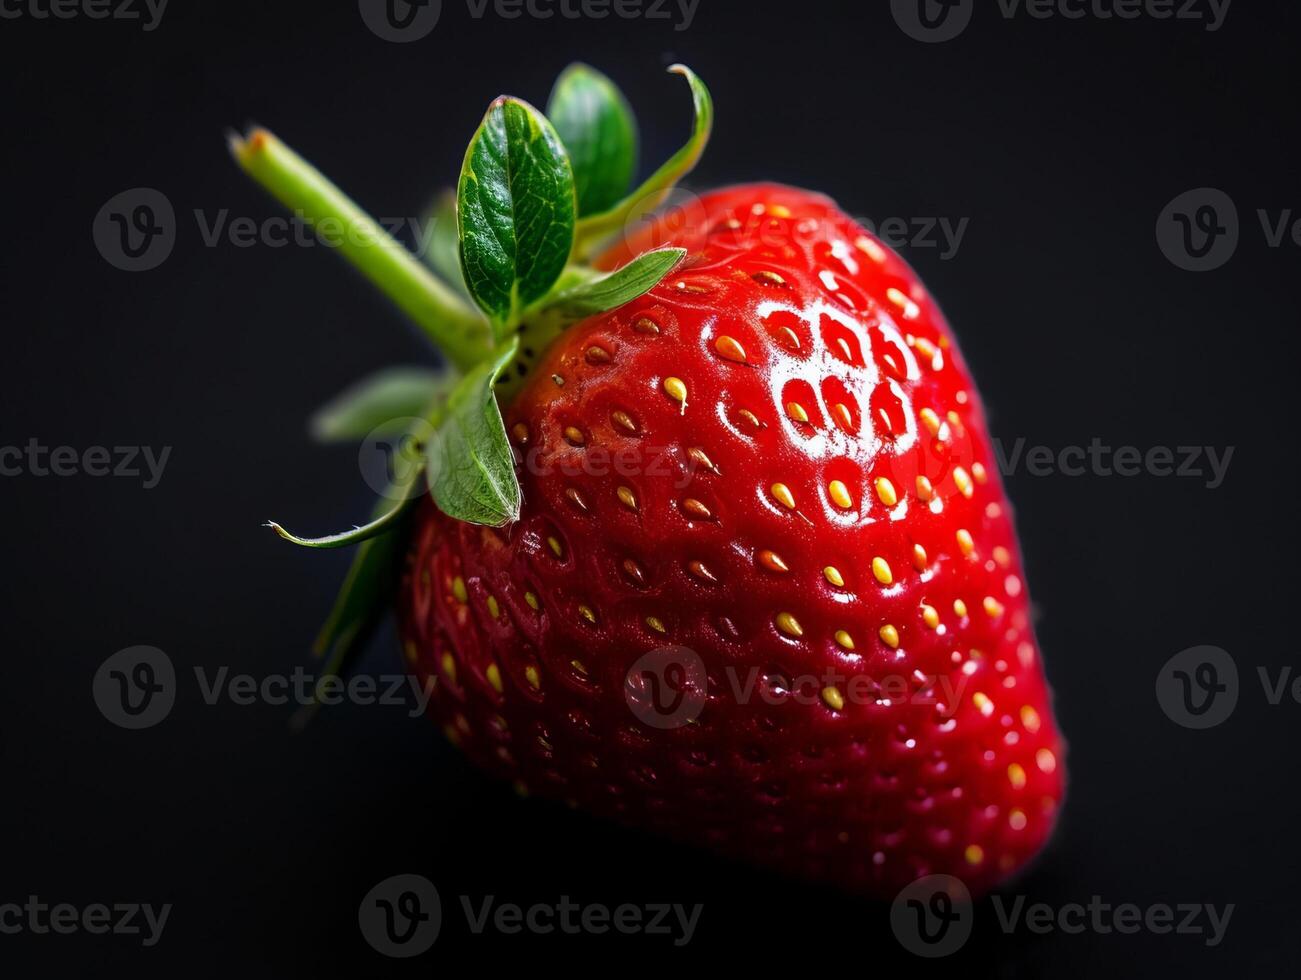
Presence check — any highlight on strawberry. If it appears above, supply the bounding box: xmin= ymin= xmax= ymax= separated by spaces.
xmin=230 ymin=63 xmax=1065 ymax=896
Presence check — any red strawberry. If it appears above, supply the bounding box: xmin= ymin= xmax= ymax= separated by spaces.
xmin=397 ymin=183 xmax=1064 ymax=896
xmin=238 ymin=64 xmax=1064 ymax=897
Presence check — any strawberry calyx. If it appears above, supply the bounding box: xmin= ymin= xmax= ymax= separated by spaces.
xmin=231 ymin=64 xmax=712 ymax=684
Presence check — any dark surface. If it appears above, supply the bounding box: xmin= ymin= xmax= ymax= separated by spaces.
xmin=2 ymin=0 xmax=1297 ymax=974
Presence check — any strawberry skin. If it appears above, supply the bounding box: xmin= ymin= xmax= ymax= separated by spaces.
xmin=399 ymin=183 xmax=1064 ymax=895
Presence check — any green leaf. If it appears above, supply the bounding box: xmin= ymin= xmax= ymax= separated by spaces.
xmin=573 ymin=65 xmax=713 ymax=256
xmin=309 ymin=367 xmax=454 ymax=443
xmin=265 ymin=480 xmax=420 ymax=549
xmin=457 ymin=98 xmax=576 ymax=337
xmin=547 ymin=64 xmax=638 ymax=217
xmin=426 ymin=339 xmax=521 ymax=526
xmin=546 ymin=247 xmax=685 ymax=318
xmin=419 ymin=191 xmax=471 ymax=299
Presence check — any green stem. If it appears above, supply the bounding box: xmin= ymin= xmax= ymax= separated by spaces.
xmin=229 ymin=127 xmax=493 ymax=373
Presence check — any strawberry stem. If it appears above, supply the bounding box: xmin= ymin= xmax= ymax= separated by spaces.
xmin=229 ymin=128 xmax=493 ymax=372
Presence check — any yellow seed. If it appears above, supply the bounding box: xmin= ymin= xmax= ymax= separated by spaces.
xmin=829 ymin=480 xmax=853 ymax=509
xmin=771 ymin=483 xmax=796 ymax=509
xmin=954 ymin=466 xmax=973 ymax=498
xmin=682 ymin=497 xmax=713 ymax=521
xmin=919 ymin=407 xmax=941 ymax=436
xmin=855 ymin=235 xmax=887 ymax=263
xmin=688 ymin=560 xmax=718 ymax=583
xmin=565 ymin=487 xmax=589 ymax=512
xmin=452 ymin=576 xmax=468 ymax=604
xmin=751 ymin=270 xmax=787 ymax=287
xmin=571 ymin=659 xmax=588 ymax=676
xmin=786 ymin=401 xmax=810 ymax=423
xmin=964 ymin=844 xmax=985 ymax=865
xmin=715 ymin=335 xmax=747 ymax=363
xmin=823 ymin=566 xmax=845 ymax=587
xmin=511 ymin=422 xmax=529 ymax=444
xmin=768 ymin=203 xmax=792 ymax=218
xmin=1009 ymin=809 xmax=1027 ymax=831
xmin=776 ymin=612 xmax=803 ymax=638
xmin=687 ymin=446 xmax=718 ymax=474
xmin=993 ymin=546 xmax=1011 ymax=568
xmin=921 ymin=604 xmax=940 ymax=629
xmin=633 ymin=315 xmax=661 ymax=334
xmin=441 ymin=653 xmax=457 ymax=683
xmin=871 ymin=556 xmax=893 ymax=586
xmin=486 ymin=663 xmax=503 ymax=693
xmin=737 ymin=408 xmax=763 ymax=431
xmin=486 ymin=595 xmax=500 ymax=619
xmin=912 ymin=544 xmax=928 ymax=572
xmin=956 ymin=528 xmax=974 ymax=556
xmin=973 ymin=692 xmax=993 ymax=717
xmin=821 ymin=686 xmax=845 ymax=711
xmin=1008 ymin=763 xmax=1027 ymax=790
xmin=585 ymin=344 xmax=611 ymax=364
xmin=611 ymin=409 xmax=638 ymax=434
xmin=916 ymin=476 xmax=933 ymax=501
xmin=663 ymin=376 xmax=687 ymax=408
xmin=616 ymin=486 xmax=638 ymax=511
xmin=953 ymin=599 xmax=968 ymax=618
xmin=887 ymin=286 xmax=918 ymax=315
xmin=972 ymin=462 xmax=988 ymax=484
xmin=1020 ymin=705 xmax=1041 ymax=733
xmin=758 ymin=550 xmax=789 ymax=573
xmin=578 ymin=604 xmax=596 ymax=624
xmin=525 ymin=591 xmax=540 ymax=611
xmin=879 ymin=624 xmax=900 ymax=649
xmin=646 ymin=616 xmax=667 ymax=634
xmin=835 ymin=629 xmax=855 ymax=651
xmin=832 ymin=402 xmax=852 ymax=429
xmin=874 ymin=477 xmax=898 ymax=507
xmin=983 ymin=596 xmax=1004 ymax=618
xmin=524 ymin=665 xmax=540 ymax=689
xmin=548 ymin=536 xmax=564 ymax=558
xmin=1036 ymin=748 xmax=1057 ymax=774
xmin=564 ymin=425 xmax=586 ymax=446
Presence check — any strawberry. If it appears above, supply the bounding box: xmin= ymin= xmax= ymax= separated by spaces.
xmin=235 ymin=64 xmax=1064 ymax=896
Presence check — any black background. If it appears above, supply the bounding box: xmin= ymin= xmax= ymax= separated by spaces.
xmin=2 ymin=0 xmax=1298 ymax=974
